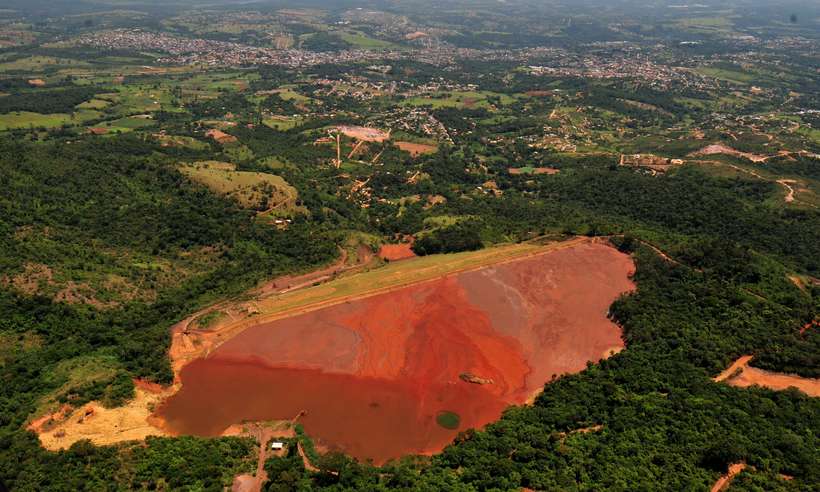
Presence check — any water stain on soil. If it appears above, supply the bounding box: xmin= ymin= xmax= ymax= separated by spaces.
xmin=156 ymin=242 xmax=635 ymax=464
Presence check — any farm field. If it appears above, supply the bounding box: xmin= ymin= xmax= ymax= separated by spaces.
xmin=0 ymin=111 xmax=71 ymax=130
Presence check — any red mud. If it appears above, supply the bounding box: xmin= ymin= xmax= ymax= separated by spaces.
xmin=156 ymin=242 xmax=635 ymax=464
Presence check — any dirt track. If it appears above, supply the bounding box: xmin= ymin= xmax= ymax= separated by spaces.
xmin=710 ymin=463 xmax=747 ymax=492
xmin=714 ymin=356 xmax=820 ymax=397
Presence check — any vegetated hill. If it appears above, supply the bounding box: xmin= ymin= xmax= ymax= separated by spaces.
xmin=179 ymin=160 xmax=299 ymax=214
xmin=0 ymin=0 xmax=819 ymax=487
xmin=1 ymin=130 xmax=818 ymax=490
xmin=0 ymin=135 xmax=338 ymax=453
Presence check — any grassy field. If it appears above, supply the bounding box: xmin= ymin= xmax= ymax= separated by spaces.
xmin=403 ymin=91 xmax=516 ymax=109
xmin=338 ymin=31 xmax=403 ymax=50
xmin=275 ymin=87 xmax=311 ymax=103
xmin=76 ymin=99 xmax=111 ymax=110
xmin=93 ymin=116 xmax=155 ymax=133
xmin=0 ymin=55 xmax=89 ymax=72
xmin=0 ymin=111 xmax=70 ymax=130
xmin=155 ymin=134 xmax=210 ymax=150
xmin=696 ymin=66 xmax=757 ymax=85
xmin=263 ymin=116 xmax=302 ymax=131
xmin=179 ymin=160 xmax=298 ymax=212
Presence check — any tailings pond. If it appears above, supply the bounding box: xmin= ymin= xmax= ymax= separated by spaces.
xmin=156 ymin=242 xmax=635 ymax=464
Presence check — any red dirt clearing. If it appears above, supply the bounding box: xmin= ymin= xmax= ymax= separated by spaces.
xmin=378 ymin=243 xmax=416 ymax=261
xmin=711 ymin=463 xmax=747 ymax=492
xmin=714 ymin=355 xmax=820 ymax=397
xmin=155 ymin=242 xmax=635 ymax=464
xmin=395 ymin=141 xmax=437 ymax=156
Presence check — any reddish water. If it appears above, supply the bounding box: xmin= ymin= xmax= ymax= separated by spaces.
xmin=160 ymin=358 xmax=506 ymax=462
xmin=156 ymin=242 xmax=635 ymax=464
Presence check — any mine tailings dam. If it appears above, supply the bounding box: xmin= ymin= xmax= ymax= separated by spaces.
xmin=155 ymin=241 xmax=636 ymax=464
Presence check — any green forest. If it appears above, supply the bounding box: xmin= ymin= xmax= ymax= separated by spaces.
xmin=0 ymin=0 xmax=818 ymax=489
xmin=1 ymin=128 xmax=817 ymax=490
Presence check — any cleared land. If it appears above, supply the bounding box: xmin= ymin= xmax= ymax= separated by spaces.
xmin=395 ymin=141 xmax=437 ymax=156
xmin=714 ymin=355 xmax=820 ymax=397
xmin=378 ymin=243 xmax=416 ymax=261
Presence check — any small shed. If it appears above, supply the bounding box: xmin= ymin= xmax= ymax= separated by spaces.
xmin=270 ymin=442 xmax=285 ymax=450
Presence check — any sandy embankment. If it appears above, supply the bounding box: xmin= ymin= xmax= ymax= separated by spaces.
xmin=31 ymin=380 xmax=170 ymax=450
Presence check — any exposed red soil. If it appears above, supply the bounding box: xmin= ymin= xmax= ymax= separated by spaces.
xmin=714 ymin=355 xmax=820 ymax=397
xmin=800 ymin=318 xmax=818 ymax=335
xmin=395 ymin=141 xmax=437 ymax=156
xmin=134 ymin=378 xmax=165 ymax=394
xmin=404 ymin=31 xmax=428 ymax=40
xmin=155 ymin=242 xmax=635 ymax=464
xmin=27 ymin=404 xmax=72 ymax=434
xmin=711 ymin=463 xmax=746 ymax=492
xmin=206 ymin=129 xmax=238 ymax=144
xmin=777 ymin=179 xmax=796 ymax=203
xmin=378 ymin=243 xmax=416 ymax=261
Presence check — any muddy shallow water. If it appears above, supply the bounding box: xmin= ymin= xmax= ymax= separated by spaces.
xmin=156 ymin=242 xmax=635 ymax=464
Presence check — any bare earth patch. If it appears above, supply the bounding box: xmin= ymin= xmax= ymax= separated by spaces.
xmin=710 ymin=463 xmax=747 ymax=492
xmin=395 ymin=141 xmax=437 ymax=156
xmin=206 ymin=128 xmax=238 ymax=144
xmin=692 ymin=144 xmax=768 ymax=163
xmin=378 ymin=243 xmax=416 ymax=261
xmin=33 ymin=383 xmax=171 ymax=451
xmin=714 ymin=355 xmax=820 ymax=397
xmin=337 ymin=125 xmax=390 ymax=142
